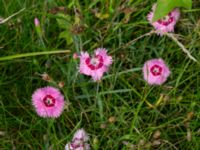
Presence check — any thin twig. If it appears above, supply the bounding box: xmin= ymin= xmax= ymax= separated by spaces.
xmin=0 ymin=8 xmax=25 ymax=24
xmin=122 ymin=30 xmax=156 ymax=49
xmin=161 ymin=139 xmax=179 ymax=150
xmin=166 ymin=33 xmax=198 ymax=63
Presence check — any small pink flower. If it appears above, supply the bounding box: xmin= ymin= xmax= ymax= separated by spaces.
xmin=143 ymin=58 xmax=170 ymax=85
xmin=34 ymin=18 xmax=40 ymax=27
xmin=79 ymin=48 xmax=112 ymax=81
xmin=147 ymin=4 xmax=180 ymax=35
xmin=32 ymin=86 xmax=65 ymax=118
xmin=65 ymin=129 xmax=90 ymax=150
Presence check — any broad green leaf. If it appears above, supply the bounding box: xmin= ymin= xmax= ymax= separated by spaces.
xmin=56 ymin=13 xmax=71 ymax=29
xmin=181 ymin=0 xmax=192 ymax=9
xmin=153 ymin=0 xmax=192 ymax=22
xmin=59 ymin=31 xmax=73 ymax=45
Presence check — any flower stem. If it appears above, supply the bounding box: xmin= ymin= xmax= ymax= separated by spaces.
xmin=0 ymin=50 xmax=70 ymax=61
xmin=96 ymin=82 xmax=104 ymax=121
xmin=122 ymin=30 xmax=156 ymax=49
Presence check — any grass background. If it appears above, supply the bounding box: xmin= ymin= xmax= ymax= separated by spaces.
xmin=0 ymin=0 xmax=200 ymax=149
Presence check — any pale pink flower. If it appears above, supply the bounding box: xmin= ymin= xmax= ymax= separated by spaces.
xmin=143 ymin=58 xmax=170 ymax=85
xmin=79 ymin=48 xmax=112 ymax=81
xmin=34 ymin=18 xmax=40 ymax=26
xmin=73 ymin=129 xmax=89 ymax=142
xmin=65 ymin=129 xmax=90 ymax=150
xmin=32 ymin=86 xmax=65 ymax=118
xmin=147 ymin=4 xmax=180 ymax=35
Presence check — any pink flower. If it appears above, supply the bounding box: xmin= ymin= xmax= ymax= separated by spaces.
xmin=79 ymin=48 xmax=112 ymax=81
xmin=32 ymin=86 xmax=65 ymax=118
xmin=34 ymin=18 xmax=40 ymax=27
xmin=147 ymin=4 xmax=180 ymax=35
xmin=73 ymin=129 xmax=89 ymax=142
xmin=65 ymin=129 xmax=90 ymax=150
xmin=143 ymin=58 xmax=170 ymax=85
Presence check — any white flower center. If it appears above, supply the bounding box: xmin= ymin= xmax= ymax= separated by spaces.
xmin=46 ymin=98 xmax=53 ymax=104
xmin=163 ymin=15 xmax=170 ymax=21
xmin=153 ymin=67 xmax=160 ymax=73
xmin=90 ymin=58 xmax=99 ymax=66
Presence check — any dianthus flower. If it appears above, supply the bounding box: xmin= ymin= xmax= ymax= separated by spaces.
xmin=147 ymin=4 xmax=180 ymax=35
xmin=65 ymin=129 xmax=90 ymax=150
xmin=79 ymin=48 xmax=112 ymax=81
xmin=143 ymin=58 xmax=170 ymax=85
xmin=32 ymin=86 xmax=65 ymax=118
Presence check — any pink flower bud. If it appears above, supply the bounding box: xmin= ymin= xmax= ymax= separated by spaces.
xmin=73 ymin=53 xmax=79 ymax=59
xmin=34 ymin=18 xmax=40 ymax=26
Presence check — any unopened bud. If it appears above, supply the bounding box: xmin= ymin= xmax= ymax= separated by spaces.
xmin=73 ymin=53 xmax=79 ymax=59
xmin=34 ymin=18 xmax=40 ymax=26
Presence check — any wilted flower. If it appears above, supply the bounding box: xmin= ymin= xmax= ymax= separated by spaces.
xmin=79 ymin=48 xmax=112 ymax=81
xmin=147 ymin=4 xmax=180 ymax=35
xmin=65 ymin=129 xmax=90 ymax=150
xmin=143 ymin=58 xmax=170 ymax=85
xmin=32 ymin=86 xmax=65 ymax=118
xmin=58 ymin=81 xmax=65 ymax=88
xmin=41 ymin=72 xmax=51 ymax=82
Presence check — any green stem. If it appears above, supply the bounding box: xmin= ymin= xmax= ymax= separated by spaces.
xmin=96 ymin=82 xmax=103 ymax=121
xmin=0 ymin=50 xmax=70 ymax=61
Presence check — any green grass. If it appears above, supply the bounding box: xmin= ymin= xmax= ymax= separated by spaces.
xmin=0 ymin=0 xmax=200 ymax=149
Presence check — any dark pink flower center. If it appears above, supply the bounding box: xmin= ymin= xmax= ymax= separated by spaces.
xmin=150 ymin=65 xmax=162 ymax=76
xmin=157 ymin=12 xmax=174 ymax=26
xmin=43 ymin=95 xmax=55 ymax=107
xmin=85 ymin=55 xmax=104 ymax=70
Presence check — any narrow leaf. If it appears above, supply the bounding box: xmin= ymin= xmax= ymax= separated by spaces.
xmin=0 ymin=50 xmax=70 ymax=61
